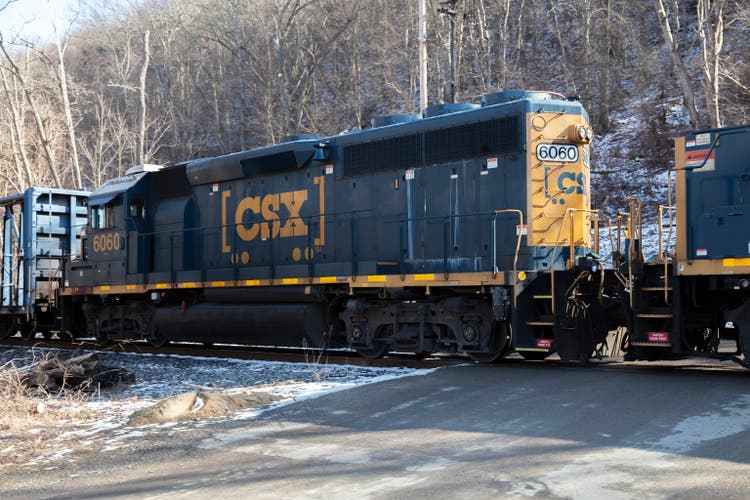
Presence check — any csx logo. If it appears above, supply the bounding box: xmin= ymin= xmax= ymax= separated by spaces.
xmin=544 ymin=167 xmax=586 ymax=205
xmin=234 ymin=190 xmax=308 ymax=241
xmin=221 ymin=176 xmax=325 ymax=257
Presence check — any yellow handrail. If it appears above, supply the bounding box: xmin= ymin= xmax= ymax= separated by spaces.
xmin=493 ymin=209 xmax=524 ymax=310
xmin=549 ymin=208 xmax=600 ymax=314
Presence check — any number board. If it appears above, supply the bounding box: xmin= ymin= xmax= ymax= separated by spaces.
xmin=536 ymin=143 xmax=579 ymax=163
xmin=91 ymin=232 xmax=122 ymax=253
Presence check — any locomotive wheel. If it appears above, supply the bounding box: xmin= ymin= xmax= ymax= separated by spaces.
xmin=95 ymin=328 xmax=112 ymax=347
xmin=468 ymin=322 xmax=511 ymax=363
xmin=356 ymin=342 xmax=389 ymax=359
xmin=58 ymin=330 xmax=73 ymax=342
xmin=149 ymin=329 xmax=170 ymax=348
xmin=21 ymin=320 xmax=38 ymax=341
xmin=41 ymin=329 xmax=53 ymax=341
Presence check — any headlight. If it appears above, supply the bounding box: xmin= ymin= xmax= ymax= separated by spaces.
xmin=567 ymin=124 xmax=591 ymax=144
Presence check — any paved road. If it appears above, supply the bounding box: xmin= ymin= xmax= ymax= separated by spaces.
xmin=8 ymin=361 xmax=750 ymax=499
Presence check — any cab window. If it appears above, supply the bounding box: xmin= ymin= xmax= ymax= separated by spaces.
xmin=91 ymin=203 xmax=115 ymax=229
xmin=129 ymin=201 xmax=145 ymax=219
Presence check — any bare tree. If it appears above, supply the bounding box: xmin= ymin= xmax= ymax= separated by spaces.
xmin=0 ymin=36 xmax=64 ymax=186
xmin=653 ymin=0 xmax=702 ymax=128
xmin=138 ymin=29 xmax=150 ymax=164
xmin=697 ymin=0 xmax=726 ymax=128
xmin=50 ymin=4 xmax=84 ymax=189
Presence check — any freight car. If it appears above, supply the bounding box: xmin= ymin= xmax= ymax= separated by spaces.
xmin=0 ymin=188 xmax=88 ymax=340
xmin=60 ymin=90 xmax=615 ymax=362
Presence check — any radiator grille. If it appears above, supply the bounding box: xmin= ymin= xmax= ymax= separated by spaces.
xmin=342 ymin=116 xmax=519 ymax=178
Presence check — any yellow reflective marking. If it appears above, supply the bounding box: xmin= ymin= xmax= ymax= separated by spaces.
xmin=368 ymin=275 xmax=387 ymax=282
xmin=155 ymin=283 xmax=169 ymax=289
xmin=180 ymin=282 xmax=198 ymax=288
xmin=723 ymin=258 xmax=750 ymax=267
xmin=319 ymin=276 xmax=337 ymax=283
xmin=99 ymin=285 xmax=111 ymax=291
xmin=414 ymin=273 xmax=435 ymax=281
xmin=244 ymin=279 xmax=261 ymax=286
xmin=210 ymin=281 xmax=226 ymax=287
xmin=126 ymin=284 xmax=137 ymax=291
xmin=282 ymin=278 xmax=299 ymax=285
xmin=516 ymin=347 xmax=549 ymax=352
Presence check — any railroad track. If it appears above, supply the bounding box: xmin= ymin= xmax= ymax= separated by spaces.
xmin=0 ymin=336 xmax=466 ymax=369
xmin=3 ymin=336 xmax=749 ymax=375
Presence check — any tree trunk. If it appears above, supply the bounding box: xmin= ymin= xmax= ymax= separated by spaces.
xmin=138 ymin=30 xmax=151 ymax=165
xmin=653 ymin=0 xmax=702 ymax=129
xmin=53 ymin=23 xmax=83 ymax=189
xmin=697 ymin=0 xmax=725 ymax=128
xmin=0 ymin=42 xmax=63 ymax=187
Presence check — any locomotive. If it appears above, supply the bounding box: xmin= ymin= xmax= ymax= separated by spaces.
xmin=57 ymin=90 xmax=604 ymax=362
xmin=623 ymin=123 xmax=750 ymax=364
xmin=4 ymin=89 xmax=748 ymax=367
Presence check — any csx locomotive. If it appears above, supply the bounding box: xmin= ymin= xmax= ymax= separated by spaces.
xmin=3 ymin=89 xmax=749 ymax=366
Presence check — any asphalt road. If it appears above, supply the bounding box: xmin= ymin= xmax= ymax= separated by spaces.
xmin=8 ymin=361 xmax=750 ymax=499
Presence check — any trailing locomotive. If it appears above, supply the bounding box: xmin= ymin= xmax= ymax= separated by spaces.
xmin=622 ymin=124 xmax=750 ymax=364
xmin=60 ymin=90 xmax=608 ymax=362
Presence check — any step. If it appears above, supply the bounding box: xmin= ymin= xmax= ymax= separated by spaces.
xmin=527 ymin=321 xmax=555 ymax=327
xmin=630 ymin=342 xmax=672 ymax=347
xmin=636 ymin=313 xmax=673 ymax=319
xmin=640 ymin=287 xmax=672 ymax=291
xmin=532 ymin=295 xmax=553 ymax=300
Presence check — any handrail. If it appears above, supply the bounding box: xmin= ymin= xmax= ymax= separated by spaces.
xmin=96 ymin=209 xmax=530 ymax=288
xmin=549 ymin=207 xmax=600 ymax=315
xmin=492 ymin=209 xmax=524 ymax=310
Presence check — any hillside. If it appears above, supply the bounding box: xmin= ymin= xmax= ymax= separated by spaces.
xmin=0 ymin=0 xmax=747 ymax=214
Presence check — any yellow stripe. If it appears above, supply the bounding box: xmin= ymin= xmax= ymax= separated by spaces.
xmin=723 ymin=258 xmax=750 ymax=267
xmin=180 ymin=282 xmax=198 ymax=288
xmin=99 ymin=285 xmax=111 ymax=291
xmin=282 ymin=278 xmax=299 ymax=285
xmin=155 ymin=283 xmax=169 ymax=289
xmin=319 ymin=276 xmax=337 ymax=283
xmin=368 ymin=275 xmax=387 ymax=282
xmin=414 ymin=273 xmax=435 ymax=281
xmin=244 ymin=279 xmax=260 ymax=286
xmin=126 ymin=284 xmax=137 ymax=291
xmin=516 ymin=347 xmax=550 ymax=352
xmin=210 ymin=281 xmax=226 ymax=287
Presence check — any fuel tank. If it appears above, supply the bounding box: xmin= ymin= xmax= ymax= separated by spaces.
xmin=154 ymin=302 xmax=332 ymax=347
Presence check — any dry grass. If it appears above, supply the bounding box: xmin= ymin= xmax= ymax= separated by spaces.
xmin=0 ymin=352 xmax=103 ymax=472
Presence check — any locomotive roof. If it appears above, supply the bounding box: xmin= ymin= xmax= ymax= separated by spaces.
xmin=88 ymin=171 xmax=149 ymax=206
xmin=182 ymin=93 xmax=588 ymax=186
xmin=185 ymin=140 xmax=318 ymax=186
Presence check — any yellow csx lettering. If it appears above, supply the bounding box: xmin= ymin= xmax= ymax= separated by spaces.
xmin=234 ymin=190 xmax=308 ymax=241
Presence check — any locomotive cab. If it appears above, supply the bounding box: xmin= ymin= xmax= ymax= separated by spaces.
xmin=67 ymin=164 xmax=163 ymax=288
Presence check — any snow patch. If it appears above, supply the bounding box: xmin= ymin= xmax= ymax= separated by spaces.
xmin=652 ymin=395 xmax=750 ymax=453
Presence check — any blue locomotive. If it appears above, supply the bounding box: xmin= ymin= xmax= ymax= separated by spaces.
xmin=6 ymin=91 xmax=749 ymax=368
xmin=61 ymin=90 xmax=603 ymax=362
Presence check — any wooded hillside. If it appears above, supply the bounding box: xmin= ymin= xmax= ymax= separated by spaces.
xmin=0 ymin=0 xmax=747 ymax=204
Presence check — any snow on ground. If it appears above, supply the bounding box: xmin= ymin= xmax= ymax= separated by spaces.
xmin=0 ymin=346 xmax=435 ymax=470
